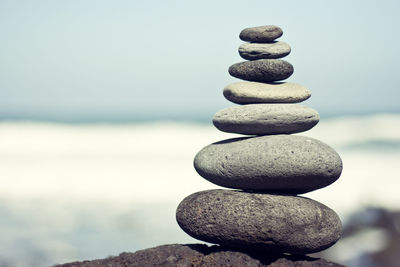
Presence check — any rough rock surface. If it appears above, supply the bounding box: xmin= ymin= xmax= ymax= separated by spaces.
xmin=194 ymin=135 xmax=342 ymax=194
xmin=213 ymin=104 xmax=319 ymax=135
xmin=57 ymin=244 xmax=345 ymax=267
xmin=240 ymin=25 xmax=283 ymax=43
xmin=223 ymin=82 xmax=311 ymax=104
xmin=239 ymin=42 xmax=291 ymax=60
xmin=229 ymin=59 xmax=293 ymax=82
xmin=176 ymin=190 xmax=342 ymax=254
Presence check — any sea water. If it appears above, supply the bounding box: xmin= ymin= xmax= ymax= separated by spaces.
xmin=0 ymin=113 xmax=399 ymax=266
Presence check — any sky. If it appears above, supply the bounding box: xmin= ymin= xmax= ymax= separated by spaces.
xmin=0 ymin=0 xmax=399 ymax=122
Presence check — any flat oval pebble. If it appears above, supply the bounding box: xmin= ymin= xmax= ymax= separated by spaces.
xmin=213 ymin=104 xmax=319 ymax=135
xmin=239 ymin=25 xmax=283 ymax=43
xmin=229 ymin=59 xmax=293 ymax=82
xmin=176 ymin=189 xmax=342 ymax=254
xmin=239 ymin=42 xmax=291 ymax=60
xmin=194 ymin=135 xmax=342 ymax=194
xmin=223 ymin=82 xmax=311 ymax=104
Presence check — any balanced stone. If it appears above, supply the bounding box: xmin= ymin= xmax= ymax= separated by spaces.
xmin=239 ymin=42 xmax=291 ymax=60
xmin=176 ymin=189 xmax=342 ymax=254
xmin=229 ymin=59 xmax=293 ymax=82
xmin=194 ymin=135 xmax=342 ymax=194
xmin=239 ymin=25 xmax=283 ymax=43
xmin=213 ymin=104 xmax=319 ymax=135
xmin=223 ymin=82 xmax=311 ymax=104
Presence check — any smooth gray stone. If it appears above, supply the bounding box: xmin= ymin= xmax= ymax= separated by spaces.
xmin=176 ymin=190 xmax=342 ymax=254
xmin=194 ymin=135 xmax=342 ymax=194
xmin=223 ymin=82 xmax=311 ymax=104
xmin=239 ymin=42 xmax=291 ymax=60
xmin=213 ymin=104 xmax=319 ymax=135
xmin=229 ymin=59 xmax=293 ymax=82
xmin=239 ymin=25 xmax=283 ymax=43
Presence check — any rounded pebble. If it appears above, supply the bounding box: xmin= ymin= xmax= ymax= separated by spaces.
xmin=194 ymin=135 xmax=343 ymax=194
xmin=229 ymin=59 xmax=293 ymax=82
xmin=223 ymin=82 xmax=311 ymax=104
xmin=213 ymin=104 xmax=319 ymax=135
xmin=239 ymin=42 xmax=291 ymax=60
xmin=239 ymin=25 xmax=283 ymax=43
xmin=176 ymin=189 xmax=342 ymax=254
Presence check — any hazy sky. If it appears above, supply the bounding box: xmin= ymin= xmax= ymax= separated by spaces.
xmin=0 ymin=0 xmax=399 ymax=121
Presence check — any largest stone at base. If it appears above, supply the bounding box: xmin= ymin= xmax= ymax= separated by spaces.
xmin=176 ymin=190 xmax=342 ymax=254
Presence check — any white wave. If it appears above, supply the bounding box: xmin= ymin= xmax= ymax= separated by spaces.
xmin=0 ymin=121 xmax=234 ymax=203
xmin=305 ymin=113 xmax=400 ymax=149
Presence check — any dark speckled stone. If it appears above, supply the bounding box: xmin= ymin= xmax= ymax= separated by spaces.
xmin=176 ymin=190 xmax=342 ymax=254
xmin=229 ymin=59 xmax=293 ymax=82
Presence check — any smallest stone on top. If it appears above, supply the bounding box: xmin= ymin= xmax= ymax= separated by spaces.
xmin=239 ymin=25 xmax=283 ymax=43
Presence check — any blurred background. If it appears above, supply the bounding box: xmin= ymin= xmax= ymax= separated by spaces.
xmin=0 ymin=0 xmax=399 ymax=266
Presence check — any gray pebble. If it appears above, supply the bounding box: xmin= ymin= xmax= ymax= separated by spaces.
xmin=213 ymin=104 xmax=319 ymax=135
xmin=239 ymin=25 xmax=283 ymax=43
xmin=194 ymin=135 xmax=342 ymax=194
xmin=229 ymin=59 xmax=293 ymax=82
xmin=176 ymin=189 xmax=342 ymax=254
xmin=239 ymin=42 xmax=291 ymax=60
xmin=223 ymin=82 xmax=311 ymax=104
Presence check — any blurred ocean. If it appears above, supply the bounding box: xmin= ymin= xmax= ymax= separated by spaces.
xmin=0 ymin=113 xmax=399 ymax=267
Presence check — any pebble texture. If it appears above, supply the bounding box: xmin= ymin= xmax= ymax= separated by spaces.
xmin=213 ymin=104 xmax=319 ymax=135
xmin=57 ymin=244 xmax=344 ymax=267
xmin=240 ymin=25 xmax=283 ymax=43
xmin=194 ymin=135 xmax=343 ymax=194
xmin=239 ymin=42 xmax=291 ymax=60
xmin=176 ymin=190 xmax=342 ymax=254
xmin=229 ymin=59 xmax=293 ymax=82
xmin=223 ymin=82 xmax=311 ymax=104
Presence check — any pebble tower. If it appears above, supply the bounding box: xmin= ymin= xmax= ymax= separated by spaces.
xmin=176 ymin=25 xmax=343 ymax=255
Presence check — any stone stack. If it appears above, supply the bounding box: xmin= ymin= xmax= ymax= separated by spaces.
xmin=176 ymin=26 xmax=343 ymax=255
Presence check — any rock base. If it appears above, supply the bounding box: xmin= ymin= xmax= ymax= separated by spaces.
xmin=56 ymin=244 xmax=344 ymax=267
